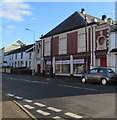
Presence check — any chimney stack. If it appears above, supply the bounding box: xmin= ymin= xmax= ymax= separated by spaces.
xmin=81 ymin=8 xmax=85 ymax=14
xmin=102 ymin=15 xmax=107 ymax=22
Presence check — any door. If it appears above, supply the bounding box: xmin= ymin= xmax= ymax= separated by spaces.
xmin=37 ymin=64 xmax=40 ymax=73
xmin=88 ymin=68 xmax=99 ymax=82
xmin=100 ymin=58 xmax=107 ymax=67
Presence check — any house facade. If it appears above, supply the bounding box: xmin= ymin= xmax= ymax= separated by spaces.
xmin=108 ymin=24 xmax=117 ymax=73
xmin=36 ymin=9 xmax=116 ymax=76
xmin=4 ymin=44 xmax=34 ymax=69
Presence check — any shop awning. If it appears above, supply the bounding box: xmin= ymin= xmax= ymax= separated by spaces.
xmin=110 ymin=48 xmax=117 ymax=52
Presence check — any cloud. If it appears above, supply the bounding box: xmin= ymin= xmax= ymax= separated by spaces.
xmin=31 ymin=17 xmax=37 ymax=20
xmin=7 ymin=25 xmax=16 ymax=29
xmin=0 ymin=0 xmax=32 ymax=22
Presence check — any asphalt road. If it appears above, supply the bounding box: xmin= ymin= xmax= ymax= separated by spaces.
xmin=2 ymin=73 xmax=117 ymax=119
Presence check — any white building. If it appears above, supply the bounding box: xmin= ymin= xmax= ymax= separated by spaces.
xmin=4 ymin=44 xmax=34 ymax=69
xmin=108 ymin=24 xmax=117 ymax=73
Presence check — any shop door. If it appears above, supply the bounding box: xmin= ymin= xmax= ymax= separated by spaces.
xmin=37 ymin=64 xmax=41 ymax=73
xmin=100 ymin=58 xmax=107 ymax=67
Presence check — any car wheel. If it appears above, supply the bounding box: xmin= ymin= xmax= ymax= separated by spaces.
xmin=81 ymin=77 xmax=86 ymax=83
xmin=101 ymin=78 xmax=108 ymax=85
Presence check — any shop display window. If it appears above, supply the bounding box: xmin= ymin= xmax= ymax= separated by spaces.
xmin=73 ymin=64 xmax=84 ymax=74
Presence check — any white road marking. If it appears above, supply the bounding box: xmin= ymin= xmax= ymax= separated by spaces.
xmin=7 ymin=93 xmax=14 ymax=97
xmin=24 ymin=99 xmax=33 ymax=103
xmin=23 ymin=105 xmax=34 ymax=109
xmin=52 ymin=116 xmax=62 ymax=119
xmin=65 ymin=112 xmax=82 ymax=118
xmin=58 ymin=84 xmax=98 ymax=91
xmin=34 ymin=102 xmax=46 ymax=107
xmin=47 ymin=107 xmax=62 ymax=112
xmin=36 ymin=110 xmax=50 ymax=116
xmin=14 ymin=96 xmax=23 ymax=99
xmin=39 ymin=82 xmax=48 ymax=84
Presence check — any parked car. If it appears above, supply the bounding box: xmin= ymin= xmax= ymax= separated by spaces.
xmin=81 ymin=67 xmax=117 ymax=85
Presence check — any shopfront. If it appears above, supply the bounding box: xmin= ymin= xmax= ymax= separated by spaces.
xmin=73 ymin=59 xmax=84 ymax=74
xmin=55 ymin=59 xmax=70 ymax=74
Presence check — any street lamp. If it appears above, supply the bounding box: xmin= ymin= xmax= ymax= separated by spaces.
xmin=25 ymin=28 xmax=35 ymax=76
xmin=84 ymin=13 xmax=88 ymax=71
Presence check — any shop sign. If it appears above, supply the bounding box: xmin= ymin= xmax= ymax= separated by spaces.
xmin=46 ymin=61 xmax=51 ymax=65
xmin=55 ymin=60 xmax=70 ymax=64
xmin=73 ymin=59 xmax=84 ymax=64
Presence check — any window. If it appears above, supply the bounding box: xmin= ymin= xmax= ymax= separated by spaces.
xmin=73 ymin=64 xmax=84 ymax=74
xmin=15 ymin=54 xmax=17 ymax=59
xmin=21 ymin=53 xmax=23 ymax=59
xmin=55 ymin=60 xmax=70 ymax=74
xmin=15 ymin=61 xmax=17 ymax=67
xmin=29 ymin=61 xmax=31 ymax=68
xmin=99 ymin=69 xmax=104 ymax=73
xmin=90 ymin=69 xmax=98 ymax=73
xmin=29 ymin=52 xmax=31 ymax=59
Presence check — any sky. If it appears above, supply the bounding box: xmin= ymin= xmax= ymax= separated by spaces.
xmin=0 ymin=1 xmax=116 ymax=48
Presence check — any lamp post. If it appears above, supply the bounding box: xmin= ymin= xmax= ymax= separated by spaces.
xmin=25 ymin=28 xmax=35 ymax=76
xmin=85 ymin=14 xmax=88 ymax=71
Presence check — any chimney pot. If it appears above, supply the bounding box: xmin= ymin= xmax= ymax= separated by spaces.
xmin=81 ymin=8 xmax=85 ymax=14
xmin=102 ymin=15 xmax=107 ymax=22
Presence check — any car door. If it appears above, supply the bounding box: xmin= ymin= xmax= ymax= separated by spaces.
xmin=87 ymin=68 xmax=99 ymax=82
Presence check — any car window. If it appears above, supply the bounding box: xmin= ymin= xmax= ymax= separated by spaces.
xmin=99 ymin=69 xmax=104 ymax=73
xmin=107 ymin=69 xmax=116 ymax=75
xmin=89 ymin=69 xmax=98 ymax=74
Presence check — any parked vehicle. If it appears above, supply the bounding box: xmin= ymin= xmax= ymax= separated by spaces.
xmin=81 ymin=67 xmax=117 ymax=85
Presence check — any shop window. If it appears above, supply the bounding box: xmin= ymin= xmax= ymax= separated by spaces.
xmin=73 ymin=64 xmax=84 ymax=74
xmin=63 ymin=64 xmax=70 ymax=73
xmin=55 ymin=60 xmax=70 ymax=74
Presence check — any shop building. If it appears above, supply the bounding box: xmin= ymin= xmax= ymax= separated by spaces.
xmin=38 ymin=9 xmax=116 ymax=76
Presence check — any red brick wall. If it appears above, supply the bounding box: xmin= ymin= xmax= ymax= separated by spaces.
xmin=52 ymin=36 xmax=59 ymax=55
xmin=67 ymin=32 xmax=77 ymax=54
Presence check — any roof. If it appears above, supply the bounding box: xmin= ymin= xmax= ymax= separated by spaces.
xmin=110 ymin=48 xmax=117 ymax=52
xmin=26 ymin=48 xmax=33 ymax=53
xmin=41 ymin=11 xmax=103 ymax=39
xmin=4 ymin=39 xmax=26 ymax=53
xmin=5 ymin=44 xmax=33 ymax=55
xmin=110 ymin=24 xmax=117 ymax=32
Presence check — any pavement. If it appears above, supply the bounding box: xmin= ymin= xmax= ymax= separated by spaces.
xmin=2 ymin=92 xmax=33 ymax=120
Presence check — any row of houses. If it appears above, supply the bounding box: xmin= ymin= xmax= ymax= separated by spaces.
xmin=1 ymin=9 xmax=117 ymax=76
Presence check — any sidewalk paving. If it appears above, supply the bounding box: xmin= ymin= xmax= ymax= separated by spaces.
xmin=2 ymin=93 xmax=33 ymax=120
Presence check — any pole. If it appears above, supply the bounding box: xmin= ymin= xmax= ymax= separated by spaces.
xmin=85 ymin=15 xmax=88 ymax=71
xmin=50 ymin=36 xmax=53 ymax=76
xmin=25 ymin=28 xmax=35 ymax=76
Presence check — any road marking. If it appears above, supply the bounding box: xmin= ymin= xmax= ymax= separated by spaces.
xmin=34 ymin=102 xmax=46 ymax=107
xmin=52 ymin=116 xmax=62 ymax=119
xmin=65 ymin=112 xmax=82 ymax=118
xmin=58 ymin=84 xmax=98 ymax=91
xmin=36 ymin=110 xmax=50 ymax=116
xmin=7 ymin=93 xmax=14 ymax=97
xmin=32 ymin=81 xmax=39 ymax=83
xmin=23 ymin=105 xmax=34 ymax=109
xmin=14 ymin=96 xmax=23 ymax=99
xmin=24 ymin=99 xmax=33 ymax=103
xmin=47 ymin=107 xmax=62 ymax=112
xmin=39 ymin=82 xmax=48 ymax=84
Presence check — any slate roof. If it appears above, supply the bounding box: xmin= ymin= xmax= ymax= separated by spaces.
xmin=110 ymin=48 xmax=117 ymax=52
xmin=110 ymin=24 xmax=117 ymax=32
xmin=41 ymin=11 xmax=103 ymax=39
xmin=5 ymin=44 xmax=33 ymax=55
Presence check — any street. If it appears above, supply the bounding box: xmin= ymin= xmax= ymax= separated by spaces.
xmin=2 ymin=73 xmax=117 ymax=119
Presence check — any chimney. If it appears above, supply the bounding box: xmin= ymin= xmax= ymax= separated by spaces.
xmin=81 ymin=8 xmax=85 ymax=14
xmin=102 ymin=15 xmax=107 ymax=22
xmin=107 ymin=18 xmax=113 ymax=25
